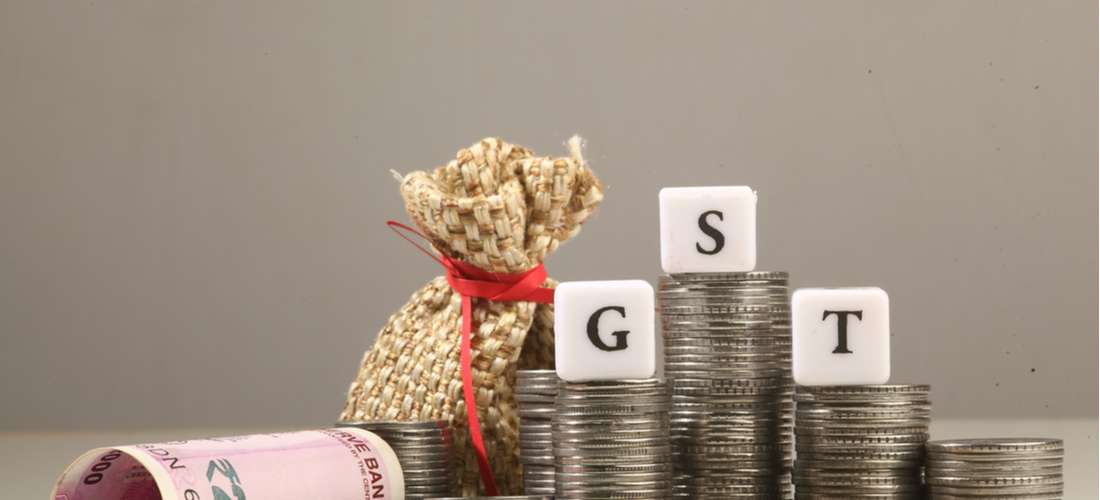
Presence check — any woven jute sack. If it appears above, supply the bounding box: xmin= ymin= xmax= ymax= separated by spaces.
xmin=340 ymin=137 xmax=603 ymax=494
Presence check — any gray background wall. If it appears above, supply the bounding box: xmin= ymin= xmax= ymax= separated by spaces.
xmin=1 ymin=1 xmax=1095 ymax=430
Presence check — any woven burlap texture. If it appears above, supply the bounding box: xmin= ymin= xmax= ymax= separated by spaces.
xmin=340 ymin=137 xmax=604 ymax=495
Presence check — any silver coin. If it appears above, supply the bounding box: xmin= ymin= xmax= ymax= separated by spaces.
xmin=333 ymin=420 xmax=455 ymax=499
xmin=550 ymin=378 xmax=673 ymax=498
xmin=428 ymin=497 xmax=552 ymax=500
xmin=927 ymin=483 xmax=1064 ymax=496
xmin=926 ymin=437 xmax=1063 ymax=454
xmin=924 ymin=437 xmax=1064 ymax=498
xmin=792 ymin=384 xmax=933 ymax=498
xmin=659 ymin=272 xmax=793 ymax=498
xmin=516 ymin=369 xmax=560 ymax=496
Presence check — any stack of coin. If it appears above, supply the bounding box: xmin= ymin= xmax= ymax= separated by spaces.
xmin=925 ymin=438 xmax=1064 ymax=498
xmin=553 ymin=378 xmax=673 ymax=499
xmin=659 ymin=272 xmax=793 ymax=498
xmin=429 ymin=497 xmax=552 ymax=500
xmin=335 ymin=420 xmax=456 ymax=499
xmin=793 ymin=384 xmax=931 ymax=499
xmin=515 ymin=369 xmax=558 ymax=496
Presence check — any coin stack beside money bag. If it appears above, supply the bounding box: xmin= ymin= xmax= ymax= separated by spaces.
xmin=656 ymin=186 xmax=795 ymax=498
xmin=515 ymin=369 xmax=559 ymax=496
xmin=340 ymin=137 xmax=605 ymax=495
xmin=551 ymin=280 xmax=674 ymax=499
xmin=336 ymin=421 xmax=458 ymax=500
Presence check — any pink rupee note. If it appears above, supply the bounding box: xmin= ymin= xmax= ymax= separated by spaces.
xmin=50 ymin=428 xmax=404 ymax=500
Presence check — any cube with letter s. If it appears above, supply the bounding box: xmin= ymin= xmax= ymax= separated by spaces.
xmin=659 ymin=186 xmax=757 ymax=273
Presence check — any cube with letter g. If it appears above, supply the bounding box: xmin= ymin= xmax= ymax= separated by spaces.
xmin=554 ymin=280 xmax=656 ymax=382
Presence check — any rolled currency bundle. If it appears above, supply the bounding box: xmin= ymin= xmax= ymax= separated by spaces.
xmin=516 ymin=369 xmax=558 ymax=496
xmin=794 ymin=384 xmax=931 ymax=499
xmin=553 ymin=378 xmax=673 ymax=499
xmin=925 ymin=438 xmax=1064 ymax=499
xmin=659 ymin=271 xmax=794 ymax=498
xmin=50 ymin=428 xmax=403 ymax=500
xmin=336 ymin=420 xmax=456 ymax=499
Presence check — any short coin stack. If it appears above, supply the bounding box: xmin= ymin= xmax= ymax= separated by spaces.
xmin=794 ymin=384 xmax=932 ymax=499
xmin=335 ymin=420 xmax=456 ymax=500
xmin=925 ymin=438 xmax=1064 ymax=499
xmin=659 ymin=272 xmax=794 ymax=498
xmin=429 ymin=497 xmax=552 ymax=500
xmin=515 ymin=369 xmax=558 ymax=496
xmin=553 ymin=378 xmax=673 ymax=499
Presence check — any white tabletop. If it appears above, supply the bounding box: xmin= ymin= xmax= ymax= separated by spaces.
xmin=8 ymin=418 xmax=1095 ymax=499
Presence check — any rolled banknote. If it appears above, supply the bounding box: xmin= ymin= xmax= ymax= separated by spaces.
xmin=50 ymin=428 xmax=404 ymax=500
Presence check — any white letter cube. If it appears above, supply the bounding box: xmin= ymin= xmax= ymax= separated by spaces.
xmin=792 ymin=287 xmax=890 ymax=386
xmin=554 ymin=280 xmax=656 ymax=382
xmin=659 ymin=186 xmax=757 ymax=273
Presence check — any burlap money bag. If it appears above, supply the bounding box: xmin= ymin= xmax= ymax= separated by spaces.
xmin=340 ymin=137 xmax=603 ymax=495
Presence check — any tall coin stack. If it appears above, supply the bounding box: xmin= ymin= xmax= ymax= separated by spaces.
xmin=553 ymin=378 xmax=673 ymax=499
xmin=336 ymin=420 xmax=456 ymax=500
xmin=515 ymin=369 xmax=558 ymax=496
xmin=926 ymin=438 xmax=1064 ymax=499
xmin=793 ymin=384 xmax=931 ymax=499
xmin=658 ymin=271 xmax=794 ymax=498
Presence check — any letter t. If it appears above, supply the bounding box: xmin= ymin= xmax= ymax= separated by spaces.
xmin=822 ymin=310 xmax=863 ymax=354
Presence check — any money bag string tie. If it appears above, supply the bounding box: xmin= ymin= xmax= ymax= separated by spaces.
xmin=387 ymin=220 xmax=554 ymax=496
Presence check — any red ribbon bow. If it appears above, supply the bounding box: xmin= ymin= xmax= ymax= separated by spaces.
xmin=387 ymin=220 xmax=554 ymax=495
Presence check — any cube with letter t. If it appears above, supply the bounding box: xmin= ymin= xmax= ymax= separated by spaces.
xmin=554 ymin=280 xmax=656 ymax=382
xmin=659 ymin=186 xmax=757 ymax=273
xmin=792 ymin=287 xmax=891 ymax=385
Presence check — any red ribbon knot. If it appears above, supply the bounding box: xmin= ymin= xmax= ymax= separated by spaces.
xmin=387 ymin=220 xmax=553 ymax=495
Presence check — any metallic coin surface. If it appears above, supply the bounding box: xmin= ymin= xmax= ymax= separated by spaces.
xmin=335 ymin=419 xmax=456 ymax=500
xmin=793 ymin=384 xmax=932 ymax=499
xmin=516 ymin=369 xmax=558 ymax=496
xmin=660 ymin=271 xmax=794 ymax=498
xmin=925 ymin=438 xmax=1065 ymax=498
xmin=552 ymin=378 xmax=672 ymax=499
